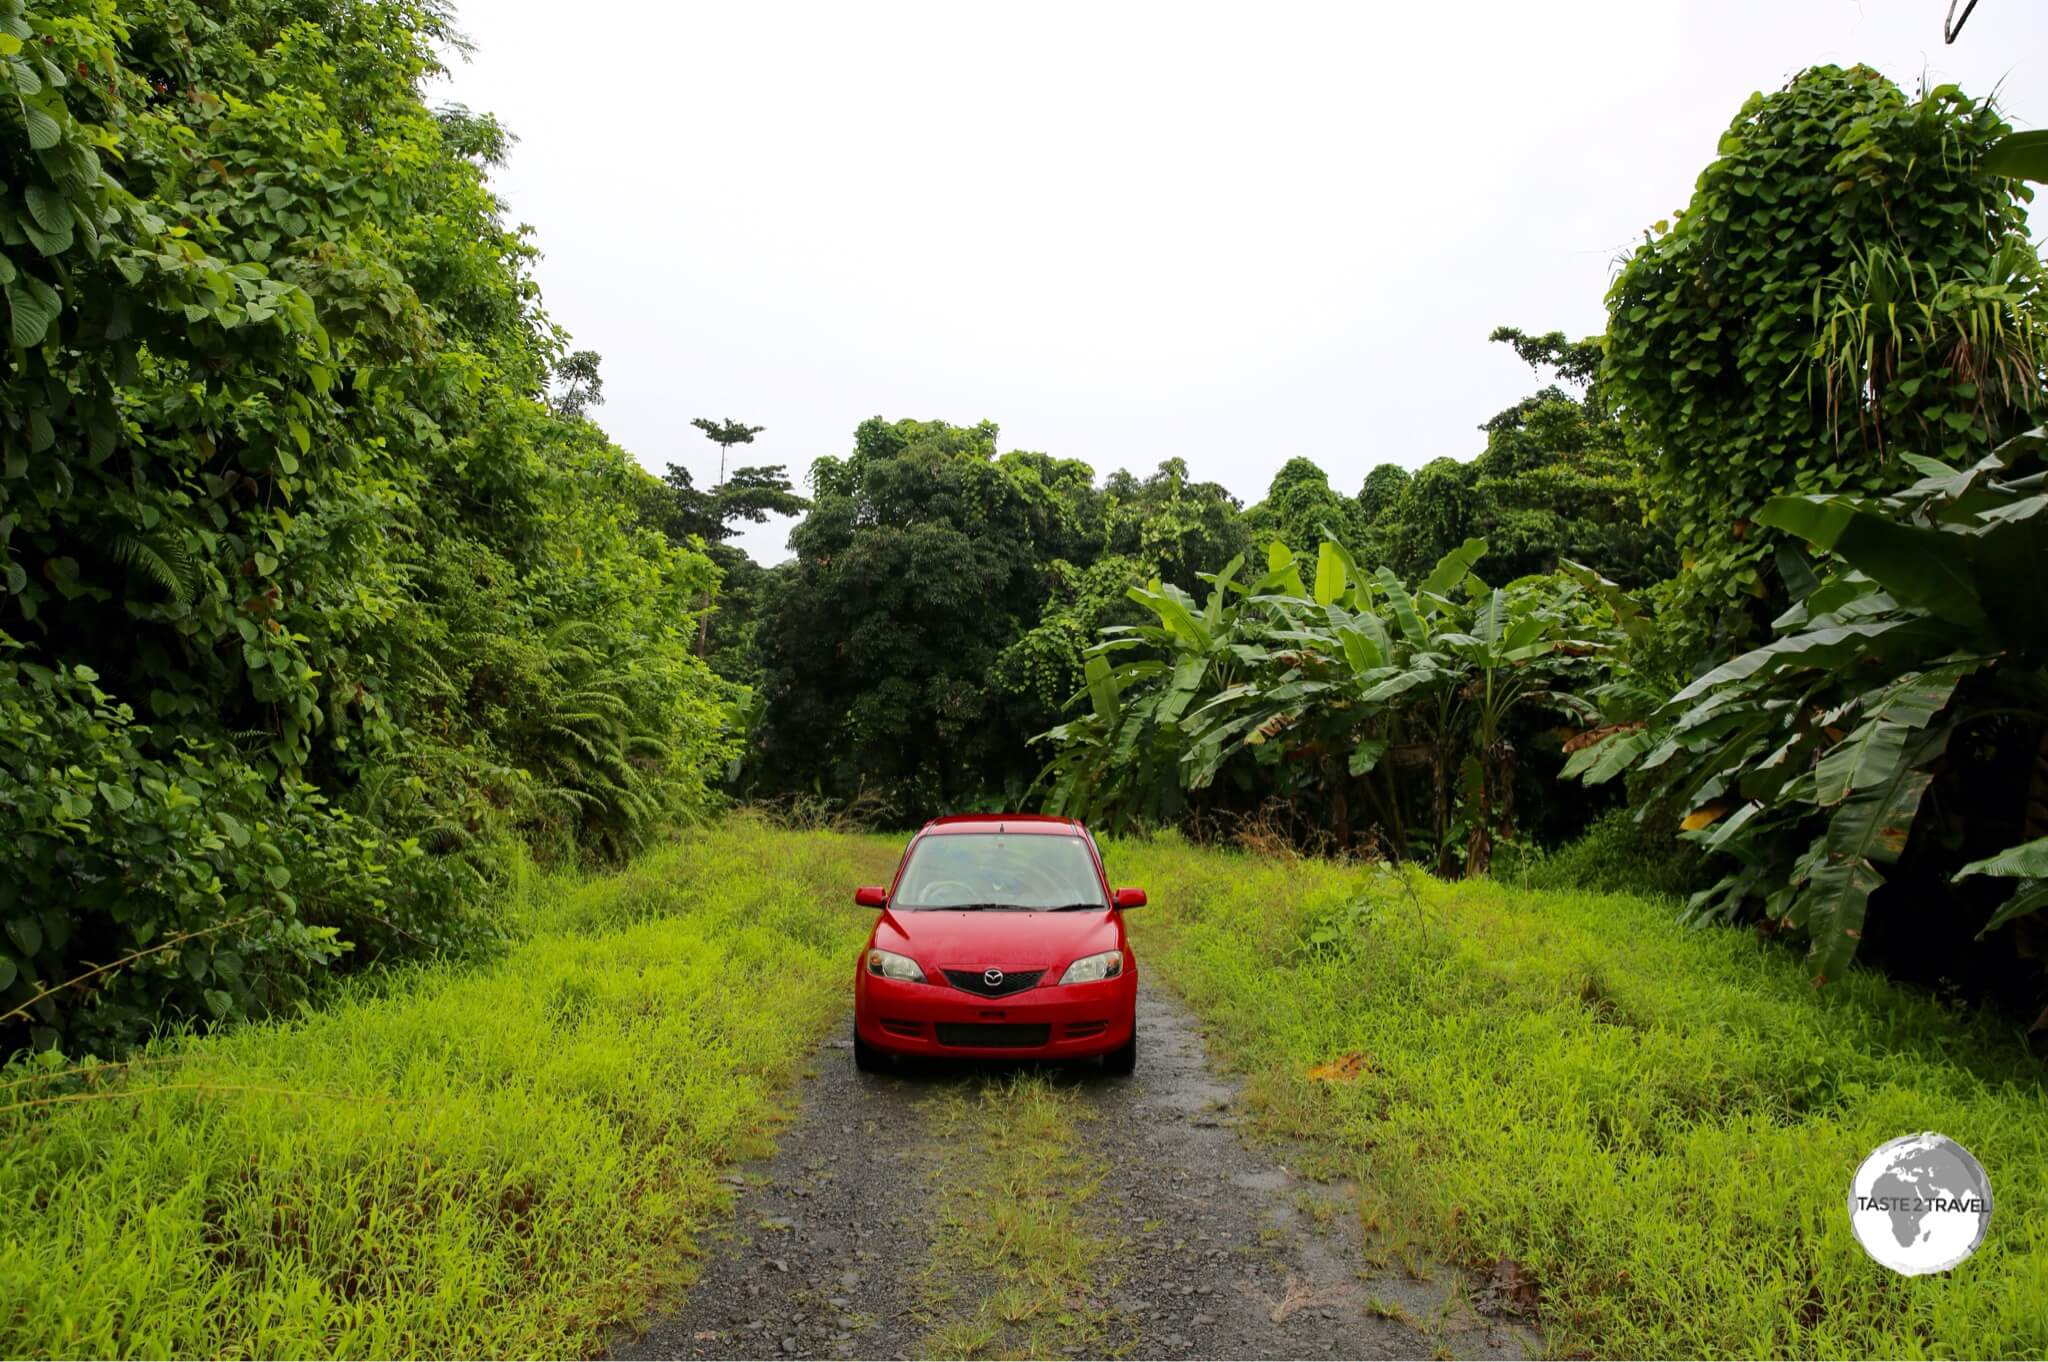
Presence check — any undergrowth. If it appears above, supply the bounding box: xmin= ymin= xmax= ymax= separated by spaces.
xmin=0 ymin=817 xmax=897 ymax=1359
xmin=10 ymin=818 xmax=2040 ymax=1359
xmin=1108 ymin=831 xmax=2048 ymax=1359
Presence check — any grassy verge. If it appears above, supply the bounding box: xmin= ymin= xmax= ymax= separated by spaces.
xmin=0 ymin=817 xmax=897 ymax=1358
xmin=913 ymin=1074 xmax=1130 ymax=1360
xmin=1106 ymin=832 xmax=2048 ymax=1359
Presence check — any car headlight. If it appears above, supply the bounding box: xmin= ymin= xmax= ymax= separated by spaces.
xmin=1059 ymin=950 xmax=1124 ymax=985
xmin=866 ymin=948 xmax=926 ymax=983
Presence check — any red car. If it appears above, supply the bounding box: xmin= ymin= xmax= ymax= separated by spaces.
xmin=851 ymin=814 xmax=1144 ymax=1074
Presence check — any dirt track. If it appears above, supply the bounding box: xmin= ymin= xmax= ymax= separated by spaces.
xmin=614 ymin=982 xmax=1538 ymax=1361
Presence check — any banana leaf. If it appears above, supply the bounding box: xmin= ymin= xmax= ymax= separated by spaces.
xmin=1758 ymin=494 xmax=1988 ymax=632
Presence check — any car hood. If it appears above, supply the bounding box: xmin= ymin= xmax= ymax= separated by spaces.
xmin=874 ymin=908 xmax=1122 ymax=972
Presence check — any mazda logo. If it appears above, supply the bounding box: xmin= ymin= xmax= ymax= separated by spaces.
xmin=983 ymin=967 xmax=1005 ymax=988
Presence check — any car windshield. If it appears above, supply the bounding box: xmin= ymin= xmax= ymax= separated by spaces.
xmin=894 ymin=833 xmax=1107 ymax=910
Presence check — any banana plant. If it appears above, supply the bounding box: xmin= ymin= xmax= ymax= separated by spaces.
xmin=1036 ymin=533 xmax=1609 ymax=872
xmin=1567 ymin=428 xmax=2048 ymax=982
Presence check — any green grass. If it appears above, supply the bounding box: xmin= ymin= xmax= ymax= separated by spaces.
xmin=913 ymin=1073 xmax=1130 ymax=1360
xmin=9 ymin=818 xmax=2043 ymax=1359
xmin=0 ymin=817 xmax=897 ymax=1358
xmin=1106 ymin=832 xmax=2048 ymax=1359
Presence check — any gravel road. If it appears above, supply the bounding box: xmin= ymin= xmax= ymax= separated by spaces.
xmin=613 ymin=982 xmax=1538 ymax=1361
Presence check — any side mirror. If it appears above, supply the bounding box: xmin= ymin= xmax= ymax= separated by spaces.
xmin=854 ymin=886 xmax=889 ymax=909
xmin=1113 ymin=887 xmax=1146 ymax=909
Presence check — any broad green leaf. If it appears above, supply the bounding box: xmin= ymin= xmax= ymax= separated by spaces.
xmin=7 ymin=276 xmax=60 ymax=347
xmin=1374 ymin=568 xmax=1427 ymax=645
xmin=1983 ymin=129 xmax=2048 ymax=181
xmin=1323 ymin=539 xmax=1368 ymax=607
xmin=1201 ymin=553 xmax=1244 ymax=625
xmin=1475 ymin=589 xmax=1507 ymax=649
xmin=1758 ymin=494 xmax=1987 ymax=631
xmin=1572 ymin=729 xmax=1653 ymax=784
xmin=1156 ymin=654 xmax=1208 ymax=724
xmin=1359 ymin=666 xmax=1443 ymax=705
xmin=1954 ymin=835 xmax=2048 ymax=883
xmin=1127 ymin=584 xmax=1209 ymax=650
xmin=1814 ymin=663 xmax=1973 ymax=805
xmin=1083 ymin=655 xmax=1119 ymax=725
xmin=1420 ymin=537 xmax=1488 ymax=598
xmin=1502 ymin=611 xmax=1548 ymax=653
xmin=1981 ymin=881 xmax=2048 ymax=936
xmin=1774 ymin=543 xmax=1820 ymax=602
xmin=1335 ymin=624 xmax=1384 ymax=675
xmin=7 ymin=915 xmax=42 ymax=958
xmin=1802 ymin=723 xmax=1949 ymax=984
xmin=1348 ymin=739 xmax=1388 ymax=776
xmin=1559 ymin=559 xmax=1649 ymax=642
xmin=1313 ymin=541 xmax=1345 ymax=606
xmin=1261 ymin=541 xmax=1307 ymax=598
xmin=1668 ymin=619 xmax=1920 ymax=706
xmin=1704 ymin=799 xmax=1764 ymax=849
xmin=1813 ymin=717 xmax=1906 ymax=808
xmin=23 ymin=103 xmax=59 ymax=151
xmin=22 ymin=184 xmax=68 ymax=235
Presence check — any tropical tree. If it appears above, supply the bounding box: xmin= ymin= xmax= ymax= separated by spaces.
xmin=1472 ymin=328 xmax=1672 ymax=587
xmin=1604 ymin=66 xmax=2045 ymax=656
xmin=746 ymin=418 xmax=1098 ymax=820
xmin=690 ymin=417 xmax=766 ymax=486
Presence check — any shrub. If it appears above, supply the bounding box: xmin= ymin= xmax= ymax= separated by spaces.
xmin=1496 ymin=807 xmax=1705 ymax=900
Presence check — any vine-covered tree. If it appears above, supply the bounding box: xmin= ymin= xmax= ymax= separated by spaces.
xmin=1242 ymin=457 xmax=1363 ymax=558
xmin=1605 ymin=65 xmax=2047 ymax=655
xmin=0 ymin=0 xmax=736 ymax=1053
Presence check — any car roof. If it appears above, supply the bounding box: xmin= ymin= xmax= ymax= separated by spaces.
xmin=918 ymin=813 xmax=1085 ymax=837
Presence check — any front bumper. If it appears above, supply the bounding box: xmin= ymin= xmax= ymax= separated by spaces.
xmin=855 ymin=963 xmax=1137 ymax=1058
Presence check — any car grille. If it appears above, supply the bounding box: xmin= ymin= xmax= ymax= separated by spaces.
xmin=942 ymin=968 xmax=1045 ymax=998
xmin=935 ymin=1023 xmax=1052 ymax=1048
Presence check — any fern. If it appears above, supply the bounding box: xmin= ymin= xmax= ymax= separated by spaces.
xmin=101 ymin=530 xmax=196 ymax=605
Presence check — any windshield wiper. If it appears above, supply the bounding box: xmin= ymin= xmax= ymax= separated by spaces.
xmin=943 ymin=902 xmax=1032 ymax=912
xmin=1043 ymin=902 xmax=1107 ymax=912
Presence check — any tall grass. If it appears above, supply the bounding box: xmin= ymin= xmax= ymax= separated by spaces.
xmin=10 ymin=819 xmax=2041 ymax=1358
xmin=1105 ymin=832 xmax=2048 ymax=1359
xmin=0 ymin=818 xmax=897 ymax=1359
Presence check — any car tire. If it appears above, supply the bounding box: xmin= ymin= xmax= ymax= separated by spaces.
xmin=853 ymin=1026 xmax=888 ymax=1074
xmin=1102 ymin=1028 xmax=1137 ymax=1076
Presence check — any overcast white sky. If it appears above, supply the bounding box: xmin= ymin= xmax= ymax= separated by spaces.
xmin=436 ymin=1 xmax=2045 ymax=564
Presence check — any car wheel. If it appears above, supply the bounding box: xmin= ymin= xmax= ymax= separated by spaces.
xmin=853 ymin=1026 xmax=888 ymax=1073
xmin=1102 ymin=1029 xmax=1137 ymax=1076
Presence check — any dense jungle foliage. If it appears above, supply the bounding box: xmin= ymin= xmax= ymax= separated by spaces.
xmin=6 ymin=9 xmax=2047 ymax=1062
xmin=0 ymin=0 xmax=740 ymax=1054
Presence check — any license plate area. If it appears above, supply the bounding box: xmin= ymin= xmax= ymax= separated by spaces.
xmin=934 ymin=1022 xmax=1052 ymax=1048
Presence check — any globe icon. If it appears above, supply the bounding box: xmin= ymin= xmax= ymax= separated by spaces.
xmin=1848 ymin=1133 xmax=1993 ymax=1275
